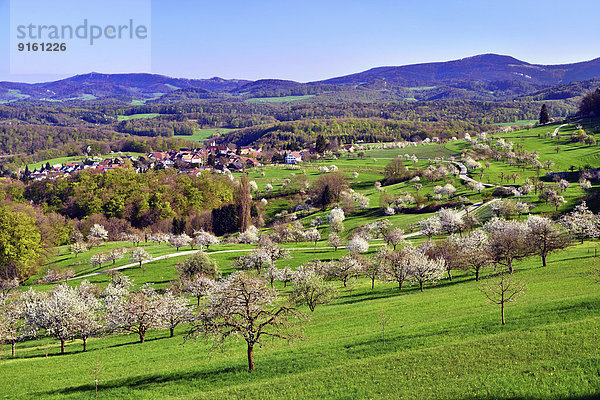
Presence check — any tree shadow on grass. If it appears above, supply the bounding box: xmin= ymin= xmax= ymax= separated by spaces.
xmin=38 ymin=365 xmax=243 ymax=397
xmin=11 ymin=335 xmax=171 ymax=361
xmin=103 ymin=335 xmax=166 ymax=350
xmin=337 ymin=275 xmax=476 ymax=307
xmin=342 ymin=298 xmax=600 ymax=358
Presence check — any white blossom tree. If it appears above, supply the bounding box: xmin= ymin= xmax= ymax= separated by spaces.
xmin=187 ymin=272 xmax=304 ymax=372
xmin=262 ymin=266 xmax=281 ymax=288
xmin=74 ymin=282 xmax=102 ymax=351
xmin=193 ymin=230 xmax=220 ymax=250
xmin=457 ymin=229 xmax=492 ymax=281
xmin=560 ymin=202 xmax=599 ymax=243
xmin=130 ymin=247 xmax=152 ymax=274
xmin=0 ymin=278 xmax=19 ymax=302
xmin=277 ymin=267 xmax=295 ymax=288
xmin=406 ymin=246 xmax=445 ymax=292
xmin=441 ymin=183 xmax=457 ymax=198
xmin=485 ymin=218 xmax=531 ymax=273
xmin=234 ymin=242 xmax=289 ymax=274
xmin=384 ymin=227 xmax=406 ymax=250
xmin=328 ymin=233 xmax=344 ymax=251
xmin=579 ymin=179 xmax=592 ymax=190
xmin=25 ymin=284 xmax=98 ymax=353
xmin=169 ymin=234 xmax=192 ymax=251
xmin=121 ymin=232 xmax=143 ymax=247
xmin=88 ymin=224 xmax=108 ymax=243
xmin=437 ymin=208 xmax=464 ymax=234
xmin=526 ymin=215 xmax=570 ymax=267
xmin=182 ymin=275 xmax=215 ymax=306
xmin=159 ymin=291 xmax=191 ymax=337
xmin=330 ymin=256 xmax=364 ymax=287
xmin=346 ymin=237 xmax=369 ymax=254
xmin=364 ymin=248 xmax=388 ymax=290
xmin=353 ymin=193 xmax=370 ymax=209
xmin=106 ymin=248 xmax=126 ymax=265
xmin=289 ymin=272 xmax=337 ymax=312
xmin=69 ymin=242 xmax=88 ymax=258
xmin=419 ymin=216 xmax=442 ymax=240
xmin=382 ymin=248 xmax=412 ymax=291
xmin=106 ymin=285 xmax=164 ymax=343
xmin=558 ymin=179 xmax=570 ymax=192
xmin=0 ymin=300 xmax=28 ymax=356
xmin=238 ymin=225 xmax=260 ymax=244
xmin=304 ymin=228 xmax=321 ymax=248
xmin=90 ymin=253 xmax=108 ymax=270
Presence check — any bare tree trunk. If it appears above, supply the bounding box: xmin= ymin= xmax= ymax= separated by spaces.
xmin=419 ymin=281 xmax=424 ymax=292
xmin=475 ymin=269 xmax=480 ymax=282
xmin=542 ymin=254 xmax=547 ymax=267
xmin=83 ymin=338 xmax=87 ymax=352
xmin=139 ymin=331 xmax=146 ymax=343
xmin=247 ymin=343 xmax=255 ymax=372
xmin=371 ymin=277 xmax=375 ymax=290
xmin=170 ymin=327 xmax=174 ymax=338
xmin=501 ymin=301 xmax=505 ymax=325
xmin=60 ymin=339 xmax=66 ymax=354
xmin=447 ymin=270 xmax=453 ymax=281
xmin=11 ymin=342 xmax=15 ymax=357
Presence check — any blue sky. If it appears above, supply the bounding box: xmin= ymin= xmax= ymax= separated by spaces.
xmin=1 ymin=0 xmax=599 ymax=83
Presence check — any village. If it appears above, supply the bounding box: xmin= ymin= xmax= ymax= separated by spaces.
xmin=24 ymin=141 xmax=316 ymax=181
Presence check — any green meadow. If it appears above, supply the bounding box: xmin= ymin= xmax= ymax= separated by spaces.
xmin=175 ymin=128 xmax=234 ymax=143
xmin=2 ymin=241 xmax=600 ymax=399
xmin=117 ymin=113 xmax=160 ymax=121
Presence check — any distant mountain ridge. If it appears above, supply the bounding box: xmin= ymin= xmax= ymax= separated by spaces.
xmin=318 ymin=54 xmax=600 ymax=87
xmin=1 ymin=54 xmax=600 ymax=103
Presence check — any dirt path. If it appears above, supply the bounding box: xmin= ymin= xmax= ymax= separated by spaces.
xmin=74 ymin=246 xmax=369 ymax=279
xmin=74 ymin=197 xmax=496 ymax=280
xmin=74 ymin=151 xmax=504 ymax=280
xmin=553 ymin=123 xmax=570 ymax=136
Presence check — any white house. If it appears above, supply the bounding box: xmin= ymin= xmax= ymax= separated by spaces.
xmin=285 ymin=152 xmax=303 ymax=164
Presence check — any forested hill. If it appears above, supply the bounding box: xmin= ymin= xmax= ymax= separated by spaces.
xmin=1 ymin=54 xmax=600 ymax=103
xmin=319 ymin=54 xmax=600 ymax=87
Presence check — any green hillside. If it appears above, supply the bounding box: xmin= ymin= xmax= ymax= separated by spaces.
xmin=1 ymin=242 xmax=599 ymax=399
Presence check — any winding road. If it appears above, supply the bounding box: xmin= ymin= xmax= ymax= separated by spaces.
xmin=74 ymin=199 xmax=498 ymax=280
xmin=74 ymin=153 xmax=509 ymax=280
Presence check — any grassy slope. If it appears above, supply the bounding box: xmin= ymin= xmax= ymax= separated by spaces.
xmin=2 ymin=243 xmax=600 ymax=399
xmin=444 ymin=119 xmax=600 ymax=213
xmin=497 ymin=119 xmax=539 ymax=127
xmin=174 ymin=128 xmax=234 ymax=143
xmin=6 ymin=125 xmax=600 ymax=398
xmin=117 ymin=113 xmax=160 ymax=121
xmin=494 ymin=119 xmax=600 ymax=172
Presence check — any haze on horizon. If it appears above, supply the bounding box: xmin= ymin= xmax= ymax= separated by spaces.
xmin=0 ymin=0 xmax=599 ymax=83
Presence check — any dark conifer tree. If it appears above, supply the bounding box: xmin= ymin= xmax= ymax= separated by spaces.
xmin=315 ymin=135 xmax=327 ymax=154
xmin=321 ymin=185 xmax=333 ymax=210
xmin=539 ymin=104 xmax=550 ymax=125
